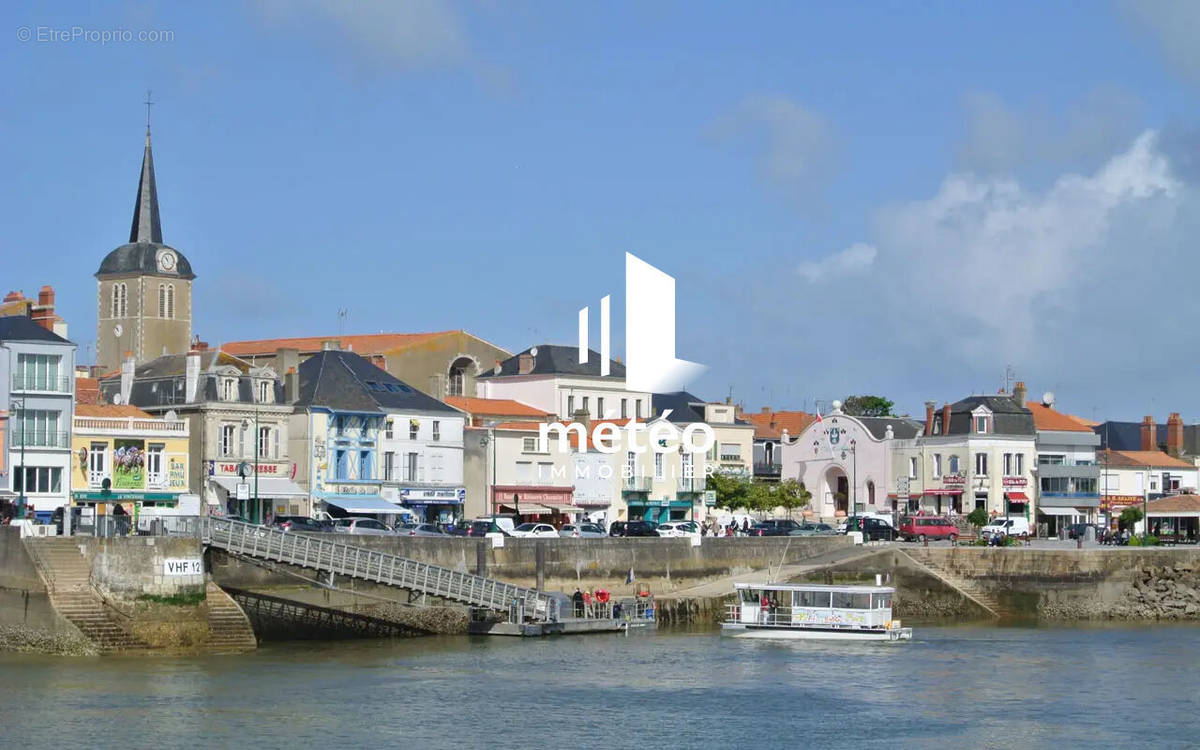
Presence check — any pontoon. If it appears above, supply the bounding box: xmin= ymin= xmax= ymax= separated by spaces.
xmin=721 ymin=582 xmax=912 ymax=641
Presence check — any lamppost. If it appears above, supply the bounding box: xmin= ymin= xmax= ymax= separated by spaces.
xmin=840 ymin=439 xmax=857 ymax=520
xmin=241 ymin=405 xmax=259 ymax=523
xmin=481 ymin=420 xmax=500 ymax=524
xmin=11 ymin=398 xmax=26 ymax=518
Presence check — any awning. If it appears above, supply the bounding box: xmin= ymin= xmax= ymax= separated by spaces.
xmin=1037 ymin=507 xmax=1078 ymax=517
xmin=211 ymin=476 xmax=307 ymax=497
xmin=1005 ymin=491 xmax=1029 ymax=501
xmin=320 ymin=495 xmax=403 ymax=514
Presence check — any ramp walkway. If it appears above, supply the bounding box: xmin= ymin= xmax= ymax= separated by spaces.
xmin=203 ymin=518 xmax=554 ymax=622
xmin=898 ymin=549 xmax=1004 ymax=618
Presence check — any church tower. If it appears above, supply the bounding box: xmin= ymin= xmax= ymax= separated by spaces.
xmin=95 ymin=123 xmax=195 ymax=373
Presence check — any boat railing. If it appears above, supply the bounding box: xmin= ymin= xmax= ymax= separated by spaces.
xmin=726 ymin=603 xmax=892 ymax=628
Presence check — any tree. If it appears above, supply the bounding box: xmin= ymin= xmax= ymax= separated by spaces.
xmin=842 ymin=395 xmax=895 ymax=417
xmin=966 ymin=507 xmax=990 ymax=528
xmin=1120 ymin=506 xmax=1144 ymax=527
xmin=707 ymin=471 xmax=750 ymax=510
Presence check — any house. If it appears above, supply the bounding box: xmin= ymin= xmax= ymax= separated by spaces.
xmin=1098 ymin=449 xmax=1198 ymax=519
xmin=70 ymin=404 xmax=190 ymax=513
xmin=740 ymin=408 xmax=817 ymax=481
xmin=1022 ymin=384 xmax=1102 ymax=532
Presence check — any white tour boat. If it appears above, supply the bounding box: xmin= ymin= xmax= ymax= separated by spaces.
xmin=721 ymin=581 xmax=912 ymax=641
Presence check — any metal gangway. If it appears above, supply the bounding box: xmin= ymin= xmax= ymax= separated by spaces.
xmin=202 ymin=518 xmax=552 ymax=621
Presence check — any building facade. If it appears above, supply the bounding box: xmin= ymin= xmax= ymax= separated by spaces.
xmin=70 ymin=404 xmax=190 ymax=510
xmin=96 ymin=129 xmax=194 ymax=373
xmin=1024 ymin=390 xmax=1102 ymax=532
xmin=1 ymin=315 xmax=77 ymax=518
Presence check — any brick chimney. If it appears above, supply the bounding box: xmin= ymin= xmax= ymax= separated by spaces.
xmin=1013 ymin=381 xmax=1027 ymax=406
xmin=2 ymin=290 xmax=23 ymax=304
xmin=1167 ymin=412 xmax=1184 ymax=457
xmin=517 ymin=353 xmax=535 ymax=375
xmin=1141 ymin=416 xmax=1156 ymax=451
xmin=941 ymin=403 xmax=952 ymax=435
xmin=924 ymin=401 xmax=936 ymax=436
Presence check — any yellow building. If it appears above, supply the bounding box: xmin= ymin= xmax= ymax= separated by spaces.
xmin=71 ymin=404 xmax=190 ymax=513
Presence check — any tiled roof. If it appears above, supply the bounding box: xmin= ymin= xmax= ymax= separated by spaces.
xmin=1146 ymin=494 xmax=1200 ymax=514
xmin=1101 ymin=449 xmax=1196 ymax=470
xmin=444 ymin=396 xmax=551 ymax=418
xmin=75 ymin=404 xmax=152 ymax=418
xmin=1025 ymin=401 xmax=1095 ymax=433
xmin=223 ymin=331 xmax=459 ymax=357
xmin=744 ymin=409 xmax=817 ymax=438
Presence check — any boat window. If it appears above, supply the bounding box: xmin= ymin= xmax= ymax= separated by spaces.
xmin=740 ymin=589 xmax=760 ymax=604
xmin=875 ymin=594 xmax=893 ymax=609
xmin=832 ymin=592 xmax=872 ymax=610
xmin=795 ymin=590 xmax=832 ymax=608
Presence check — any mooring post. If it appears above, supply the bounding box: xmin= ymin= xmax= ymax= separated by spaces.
xmin=536 ymin=540 xmax=545 ymax=592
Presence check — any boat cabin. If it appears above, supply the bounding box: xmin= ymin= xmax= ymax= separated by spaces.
xmin=731 ymin=582 xmax=896 ymax=629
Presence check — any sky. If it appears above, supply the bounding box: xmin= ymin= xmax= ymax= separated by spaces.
xmin=3 ymin=1 xmax=1199 ymax=422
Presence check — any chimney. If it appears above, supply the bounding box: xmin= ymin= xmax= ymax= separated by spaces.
xmin=1013 ymin=381 xmax=1027 ymax=406
xmin=941 ymin=404 xmax=952 ymax=435
xmin=321 ymin=339 xmax=341 ymax=351
xmin=924 ymin=401 xmax=936 ymax=436
xmin=1141 ymin=416 xmax=1156 ymax=451
xmin=284 ymin=366 xmax=298 ymax=404
xmin=1167 ymin=413 xmax=1184 ymax=457
xmin=31 ymin=285 xmax=55 ymax=331
xmin=120 ymin=353 xmax=135 ymax=405
xmin=517 ymin=353 xmax=535 ymax=375
xmin=185 ymin=349 xmax=201 ymax=403
xmin=2 ymin=290 xmax=22 ymax=304
xmin=276 ymin=347 xmax=300 ymax=379
xmin=573 ymin=408 xmax=591 ymax=431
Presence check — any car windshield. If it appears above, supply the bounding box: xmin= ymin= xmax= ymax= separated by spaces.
xmin=515 ymin=523 xmax=538 ymax=531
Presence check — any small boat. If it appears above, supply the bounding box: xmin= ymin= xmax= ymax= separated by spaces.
xmin=721 ymin=582 xmax=912 ymax=641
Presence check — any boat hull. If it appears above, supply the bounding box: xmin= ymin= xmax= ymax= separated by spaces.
xmin=720 ymin=623 xmax=913 ymax=641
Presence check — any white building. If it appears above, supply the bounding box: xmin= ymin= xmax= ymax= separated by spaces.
xmin=378 ymin=407 xmax=466 ymax=523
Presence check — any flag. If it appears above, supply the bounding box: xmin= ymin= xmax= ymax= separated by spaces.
xmin=626 ymin=567 xmax=635 ymax=584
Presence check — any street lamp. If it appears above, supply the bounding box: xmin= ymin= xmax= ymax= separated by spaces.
xmin=11 ymin=398 xmax=26 ymax=518
xmin=481 ymin=420 xmax=500 ymax=524
xmin=241 ymin=406 xmax=259 ymax=523
xmin=840 ymin=439 xmax=857 ymax=520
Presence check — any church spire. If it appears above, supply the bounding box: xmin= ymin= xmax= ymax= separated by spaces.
xmin=129 ymin=90 xmax=162 ymax=244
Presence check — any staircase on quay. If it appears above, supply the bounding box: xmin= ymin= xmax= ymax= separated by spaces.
xmin=24 ymin=538 xmax=150 ymax=652
xmin=900 ymin=549 xmax=1005 ymax=618
xmin=204 ymin=582 xmax=258 ymax=652
xmin=203 ymin=518 xmax=557 ymax=623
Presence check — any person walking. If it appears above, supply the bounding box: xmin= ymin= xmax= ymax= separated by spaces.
xmin=572 ymin=587 xmax=584 ymax=618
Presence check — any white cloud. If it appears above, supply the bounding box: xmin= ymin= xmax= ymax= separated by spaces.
xmin=254 ymin=0 xmax=468 ymax=69
xmin=711 ymin=94 xmax=835 ymax=198
xmin=1121 ymin=0 xmax=1200 ymax=82
xmin=797 ymin=242 xmax=876 ymax=283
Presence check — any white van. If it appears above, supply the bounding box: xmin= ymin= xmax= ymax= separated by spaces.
xmin=980 ymin=517 xmax=1031 ymax=538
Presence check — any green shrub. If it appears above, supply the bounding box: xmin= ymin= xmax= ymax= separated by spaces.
xmin=966 ymin=508 xmax=990 ymax=527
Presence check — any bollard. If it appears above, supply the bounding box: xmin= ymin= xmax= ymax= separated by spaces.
xmin=476 ymin=540 xmax=487 ymax=577
xmin=923 ymin=536 xmax=929 ymax=548
xmin=535 ymin=540 xmax=545 ymax=592
xmin=1077 ymin=537 xmax=1082 ymax=550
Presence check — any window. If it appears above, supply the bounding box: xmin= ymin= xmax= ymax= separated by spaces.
xmin=1003 ymin=453 xmax=1013 ymax=476
xmin=537 ymin=462 xmax=554 ymax=482
xmin=1076 ymin=477 xmax=1097 ymax=494
xmin=359 ymin=451 xmax=372 ymax=480
xmin=448 ymin=369 xmax=464 ymax=397
xmin=88 ymin=442 xmax=108 ymax=487
xmin=1103 ymin=473 xmax=1120 ymax=492
xmin=516 ymin=461 xmax=532 ymax=484
xmin=221 ymin=378 xmax=237 ymax=401
xmin=258 ymin=426 xmax=271 ymax=458
xmin=948 ymin=455 xmax=960 ymax=474
xmin=273 ymin=428 xmax=280 ymax=459
xmin=975 ymin=453 xmax=988 ymax=476
xmin=13 ymin=409 xmax=62 ymax=448
xmin=682 ymin=452 xmax=694 ymax=479
xmin=257 ymin=380 xmax=271 ymax=403
xmin=147 ymin=444 xmax=166 ymax=487
xmin=409 ymin=420 xmax=419 ymax=440
xmin=654 ymin=452 xmax=664 ymax=480
xmin=581 ymin=397 xmax=590 ymax=416
xmin=975 ymin=416 xmax=989 ymax=434
xmin=635 ymin=400 xmax=643 ymax=419
xmin=1039 ymin=454 xmax=1066 ymax=465
xmin=159 ymin=284 xmax=166 ymax=317
xmin=597 ymin=397 xmax=605 ymax=418
xmin=933 ymin=454 xmax=942 ymax=478
xmin=567 ymin=396 xmax=575 ymax=416
xmin=626 ymin=452 xmax=637 ymax=479
xmin=1015 ymin=454 xmax=1024 ymax=474
xmin=522 ymin=436 xmax=539 ymax=453
xmin=220 ymin=424 xmax=236 ymax=457
xmin=335 ymin=450 xmax=348 ymax=480
xmin=909 ymin=457 xmax=918 ymax=479
xmin=384 ymin=420 xmax=394 ymax=439
xmin=867 ymin=480 xmax=876 ymax=505
xmin=12 ymin=467 xmax=62 ymax=494
xmin=720 ymin=443 xmax=741 ymax=461
xmin=405 ymin=452 xmax=419 ymax=482
xmin=1041 ymin=476 xmax=1069 ymax=493
xmin=15 ymin=354 xmax=62 ymax=391
xmin=111 ymin=283 xmax=127 ymax=318
xmin=432 ymin=421 xmax=440 ymax=442
xmin=621 ymin=399 xmax=628 ymax=419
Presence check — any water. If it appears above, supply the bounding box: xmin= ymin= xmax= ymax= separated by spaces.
xmin=4 ymin=624 xmax=1199 ymax=749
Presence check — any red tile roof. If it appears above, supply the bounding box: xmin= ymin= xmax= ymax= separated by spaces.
xmin=75 ymin=404 xmax=151 ymax=418
xmin=1025 ymin=401 xmax=1094 ymax=432
xmin=1147 ymin=494 xmax=1200 ymax=514
xmin=444 ymin=396 xmax=552 ymax=418
xmin=743 ymin=409 xmax=816 ymax=439
xmin=223 ymin=331 xmax=460 ymax=357
xmin=1101 ymin=449 xmax=1197 ymax=470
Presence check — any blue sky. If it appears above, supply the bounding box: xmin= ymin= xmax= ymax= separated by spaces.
xmin=4 ymin=1 xmax=1199 ymax=421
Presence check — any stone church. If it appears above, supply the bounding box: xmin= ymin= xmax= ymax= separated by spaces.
xmin=95 ymin=127 xmax=195 ymax=373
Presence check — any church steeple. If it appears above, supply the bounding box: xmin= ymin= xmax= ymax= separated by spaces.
xmin=129 ymin=91 xmax=162 ymax=244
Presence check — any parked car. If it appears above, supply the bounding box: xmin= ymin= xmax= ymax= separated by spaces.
xmin=609 ymin=520 xmax=659 ymax=537
xmin=332 ymin=517 xmax=395 ymax=536
xmin=466 ymin=519 xmax=510 ymax=538
xmin=656 ymin=521 xmax=701 ymax=538
xmin=979 ymin=517 xmax=1031 ymax=539
xmin=749 ymin=519 xmax=803 ymax=537
xmin=510 ymin=522 xmax=559 ymax=538
xmin=559 ymin=523 xmax=607 ymax=538
xmin=471 ymin=516 xmax=516 ymax=535
xmin=397 ymin=522 xmax=446 ymax=537
xmin=842 ymin=516 xmax=897 ymax=541
xmin=273 ymin=515 xmax=333 ymax=533
xmin=898 ymin=516 xmax=959 ymax=543
xmin=788 ymin=522 xmax=837 ymax=536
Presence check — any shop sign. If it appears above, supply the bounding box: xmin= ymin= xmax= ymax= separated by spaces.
xmin=942 ymin=474 xmax=965 ymax=486
xmin=168 ymin=457 xmax=187 ymax=490
xmin=325 ymin=483 xmax=381 ymax=495
xmin=400 ymin=487 xmax=465 ymax=503
xmin=1002 ymin=477 xmax=1028 ymax=487
xmin=703 ymin=490 xmax=717 ymax=506
xmin=217 ymin=462 xmax=283 ymax=475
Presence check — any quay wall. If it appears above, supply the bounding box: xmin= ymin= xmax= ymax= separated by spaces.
xmin=0 ymin=529 xmax=92 ymax=654
xmin=79 ymin=536 xmax=207 ymax=600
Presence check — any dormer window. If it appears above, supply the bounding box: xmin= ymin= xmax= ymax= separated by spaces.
xmin=974 ymin=416 xmax=989 ymax=434
xmin=221 ymin=378 xmax=237 ymax=401
xmin=257 ymin=380 xmax=272 ymax=404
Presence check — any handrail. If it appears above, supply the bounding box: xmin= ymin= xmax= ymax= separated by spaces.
xmin=201 ymin=518 xmax=552 ymax=620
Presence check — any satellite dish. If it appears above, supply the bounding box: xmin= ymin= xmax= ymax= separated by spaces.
xmin=494 ymin=364 xmax=502 ymax=375
xmin=113 ymin=324 xmax=123 ymax=337
xmin=164 ymin=409 xmax=177 ymax=420
xmin=1042 ymin=391 xmax=1055 ymax=407
xmin=112 ymin=393 xmax=123 ymax=405
xmin=529 ymin=347 xmax=538 ymax=356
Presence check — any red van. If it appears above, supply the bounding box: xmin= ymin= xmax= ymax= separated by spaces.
xmin=899 ymin=516 xmax=959 ymax=543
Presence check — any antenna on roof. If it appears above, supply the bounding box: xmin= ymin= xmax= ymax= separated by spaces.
xmin=337 ymin=307 xmax=348 ymax=338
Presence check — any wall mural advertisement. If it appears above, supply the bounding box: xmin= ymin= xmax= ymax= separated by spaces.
xmin=112 ymin=439 xmax=145 ymax=490
xmin=168 ymin=457 xmax=187 ymax=490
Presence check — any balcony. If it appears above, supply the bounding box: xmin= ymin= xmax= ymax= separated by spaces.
xmin=677 ymin=477 xmax=703 ymax=493
xmin=10 ymin=430 xmax=71 ymax=449
xmin=74 ymin=417 xmax=188 ymax=436
xmin=624 ymin=476 xmax=652 ymax=493
xmin=11 ymin=374 xmax=72 ymax=393
xmin=754 ymin=461 xmax=782 ymax=476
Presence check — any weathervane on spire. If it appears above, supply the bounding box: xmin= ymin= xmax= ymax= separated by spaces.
xmin=144 ymin=89 xmax=154 ymax=137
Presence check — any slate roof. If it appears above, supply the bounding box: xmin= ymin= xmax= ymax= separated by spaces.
xmin=1094 ymin=421 xmax=1166 ymax=451
xmin=477 ymin=344 xmax=625 ymax=379
xmin=0 ymin=315 xmax=72 ymax=345
xmin=650 ymin=392 xmax=752 ymax=427
xmin=295 ymin=350 xmax=459 ymax=415
xmin=97 ymin=349 xmax=281 ymax=409
xmin=857 ymin=416 xmax=924 ymax=440
xmin=96 ymin=134 xmax=195 ymax=280
xmin=945 ymin=395 xmax=1034 ymax=436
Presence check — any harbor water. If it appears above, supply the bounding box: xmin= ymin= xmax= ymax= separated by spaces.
xmin=4 ymin=623 xmax=1199 ymax=749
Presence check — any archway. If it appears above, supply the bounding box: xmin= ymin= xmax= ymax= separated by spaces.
xmin=446 ymin=356 xmax=478 ymax=397
xmin=823 ymin=466 xmax=849 ymax=517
